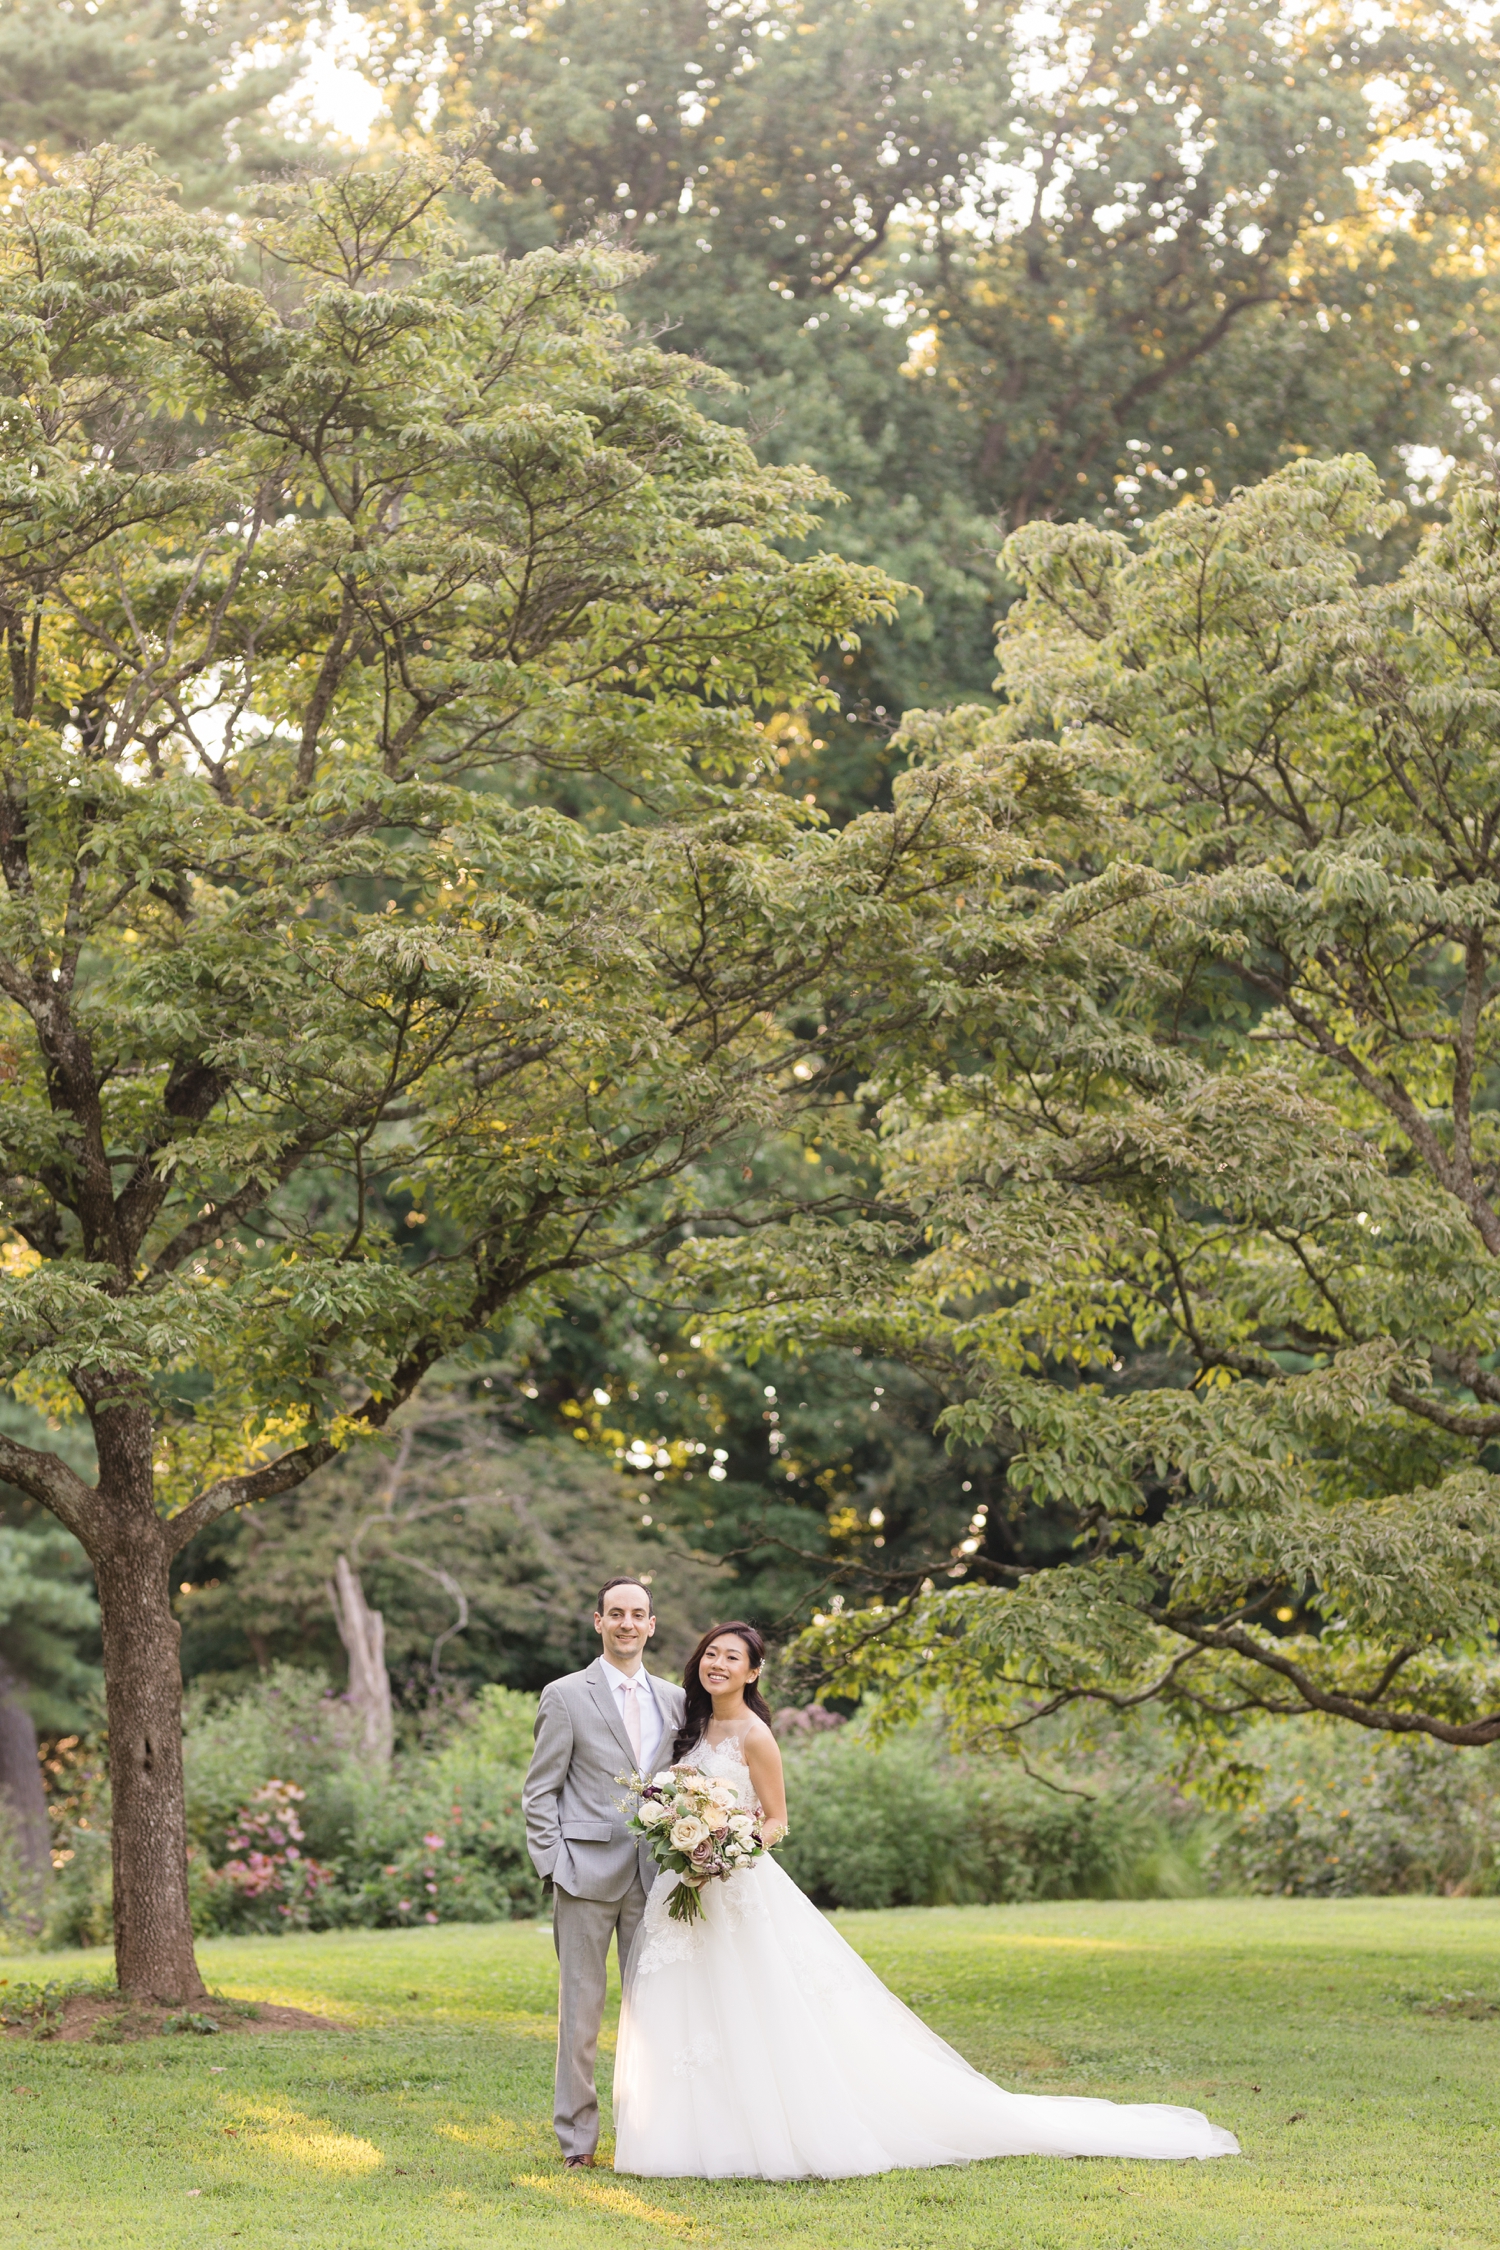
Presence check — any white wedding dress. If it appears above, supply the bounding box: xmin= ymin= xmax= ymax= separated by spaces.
xmin=612 ymin=1730 xmax=1239 ymax=2180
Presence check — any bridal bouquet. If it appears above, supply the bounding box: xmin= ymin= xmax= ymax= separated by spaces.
xmin=623 ymin=1766 xmax=766 ymax=1924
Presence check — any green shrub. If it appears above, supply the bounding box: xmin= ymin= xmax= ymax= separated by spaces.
xmin=1208 ymin=1726 xmax=1500 ymax=1897
xmin=778 ymin=1725 xmax=1195 ymax=1910
xmin=322 ymin=1689 xmax=541 ymax=1927
xmin=182 ymin=1679 xmax=542 ymax=1935
xmin=41 ymin=1818 xmax=113 ymax=1951
xmin=182 ymin=1666 xmax=361 ymax=1864
xmin=36 ymin=1739 xmax=112 ymax=1952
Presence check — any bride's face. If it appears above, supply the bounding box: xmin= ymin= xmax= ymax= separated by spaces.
xmin=699 ymin=1635 xmax=757 ymax=1698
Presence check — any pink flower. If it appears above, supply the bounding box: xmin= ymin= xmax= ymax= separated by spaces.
xmin=424 ymin=1911 xmax=439 ymax=1924
xmin=398 ymin=1899 xmax=412 ymax=1912
xmin=422 ymin=1832 xmax=445 ymax=1851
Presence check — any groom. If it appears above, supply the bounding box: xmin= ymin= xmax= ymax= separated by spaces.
xmin=523 ymin=1575 xmax=686 ymax=2167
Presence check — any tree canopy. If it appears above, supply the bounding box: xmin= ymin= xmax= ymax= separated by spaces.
xmin=366 ymin=0 xmax=1500 ymax=738
xmin=0 ymin=0 xmax=312 ymax=204
xmin=0 ymin=143 xmax=1036 ymax=1989
xmin=689 ymin=455 xmax=1500 ymax=1756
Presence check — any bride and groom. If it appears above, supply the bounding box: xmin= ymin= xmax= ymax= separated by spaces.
xmin=521 ymin=1575 xmax=1240 ymax=2180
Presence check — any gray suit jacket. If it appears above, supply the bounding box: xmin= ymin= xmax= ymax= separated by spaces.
xmin=522 ymin=1657 xmax=686 ymax=1902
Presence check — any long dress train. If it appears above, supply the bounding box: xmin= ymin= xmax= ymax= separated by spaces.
xmin=612 ymin=1734 xmax=1239 ymax=2181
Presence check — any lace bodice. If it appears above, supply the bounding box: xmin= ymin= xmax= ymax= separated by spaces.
xmin=678 ymin=1731 xmax=756 ymax=1807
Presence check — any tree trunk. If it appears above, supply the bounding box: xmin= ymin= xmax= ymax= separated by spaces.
xmin=94 ymin=1499 xmax=206 ymax=2001
xmin=330 ymin=1554 xmax=393 ymax=1766
xmin=0 ymin=1659 xmax=49 ymax=1917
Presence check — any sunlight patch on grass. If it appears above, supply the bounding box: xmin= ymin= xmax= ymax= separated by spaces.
xmin=239 ymin=2098 xmax=384 ymax=2172
xmin=437 ymin=2114 xmax=543 ymax=2152
xmin=513 ymin=2171 xmax=705 ymax=2236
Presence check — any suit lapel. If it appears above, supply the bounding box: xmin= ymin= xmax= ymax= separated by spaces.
xmin=586 ymin=1658 xmax=638 ymax=1768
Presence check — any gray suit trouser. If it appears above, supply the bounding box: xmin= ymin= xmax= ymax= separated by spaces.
xmin=552 ymin=1874 xmax=649 ymax=2158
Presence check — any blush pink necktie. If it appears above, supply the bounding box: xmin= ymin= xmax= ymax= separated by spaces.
xmin=620 ymin=1679 xmax=643 ymax=1763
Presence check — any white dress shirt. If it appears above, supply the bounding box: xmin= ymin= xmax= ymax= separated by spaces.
xmin=600 ymin=1655 xmax=665 ymax=1774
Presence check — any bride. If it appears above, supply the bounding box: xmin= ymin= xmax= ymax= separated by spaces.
xmin=612 ymin=1621 xmax=1239 ymax=2181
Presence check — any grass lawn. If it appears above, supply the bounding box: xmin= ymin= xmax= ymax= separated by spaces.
xmin=1 ymin=1896 xmax=1497 ymax=2249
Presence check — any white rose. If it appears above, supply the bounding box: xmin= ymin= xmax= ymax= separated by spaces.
xmin=670 ymin=1816 xmax=709 ymax=1851
xmin=653 ymin=1772 xmax=677 ymax=1791
xmin=638 ymin=1799 xmax=671 ymax=1827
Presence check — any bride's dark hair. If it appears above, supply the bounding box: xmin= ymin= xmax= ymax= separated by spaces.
xmin=671 ymin=1621 xmax=774 ymax=1763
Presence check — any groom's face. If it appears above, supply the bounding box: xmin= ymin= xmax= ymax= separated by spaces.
xmin=595 ymin=1583 xmax=656 ymax=1669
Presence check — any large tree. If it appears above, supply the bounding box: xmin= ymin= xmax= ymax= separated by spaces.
xmin=0 ymin=145 xmax=1022 ymax=1995
xmin=689 ymin=456 xmax=1500 ymax=1758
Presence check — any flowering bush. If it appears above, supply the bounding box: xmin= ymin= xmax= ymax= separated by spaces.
xmin=199 ymin=1780 xmax=334 ymax=1933
xmin=340 ymin=1819 xmax=475 ymax=1927
xmin=325 ymin=1696 xmax=541 ymax=1926
xmin=183 ymin=1667 xmax=360 ymax=1864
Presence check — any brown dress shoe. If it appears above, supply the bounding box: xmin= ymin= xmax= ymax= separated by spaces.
xmin=563 ymin=2154 xmax=596 ymax=2169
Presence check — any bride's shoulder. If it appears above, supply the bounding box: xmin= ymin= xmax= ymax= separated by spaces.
xmin=738 ymin=1713 xmax=780 ymax=1756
